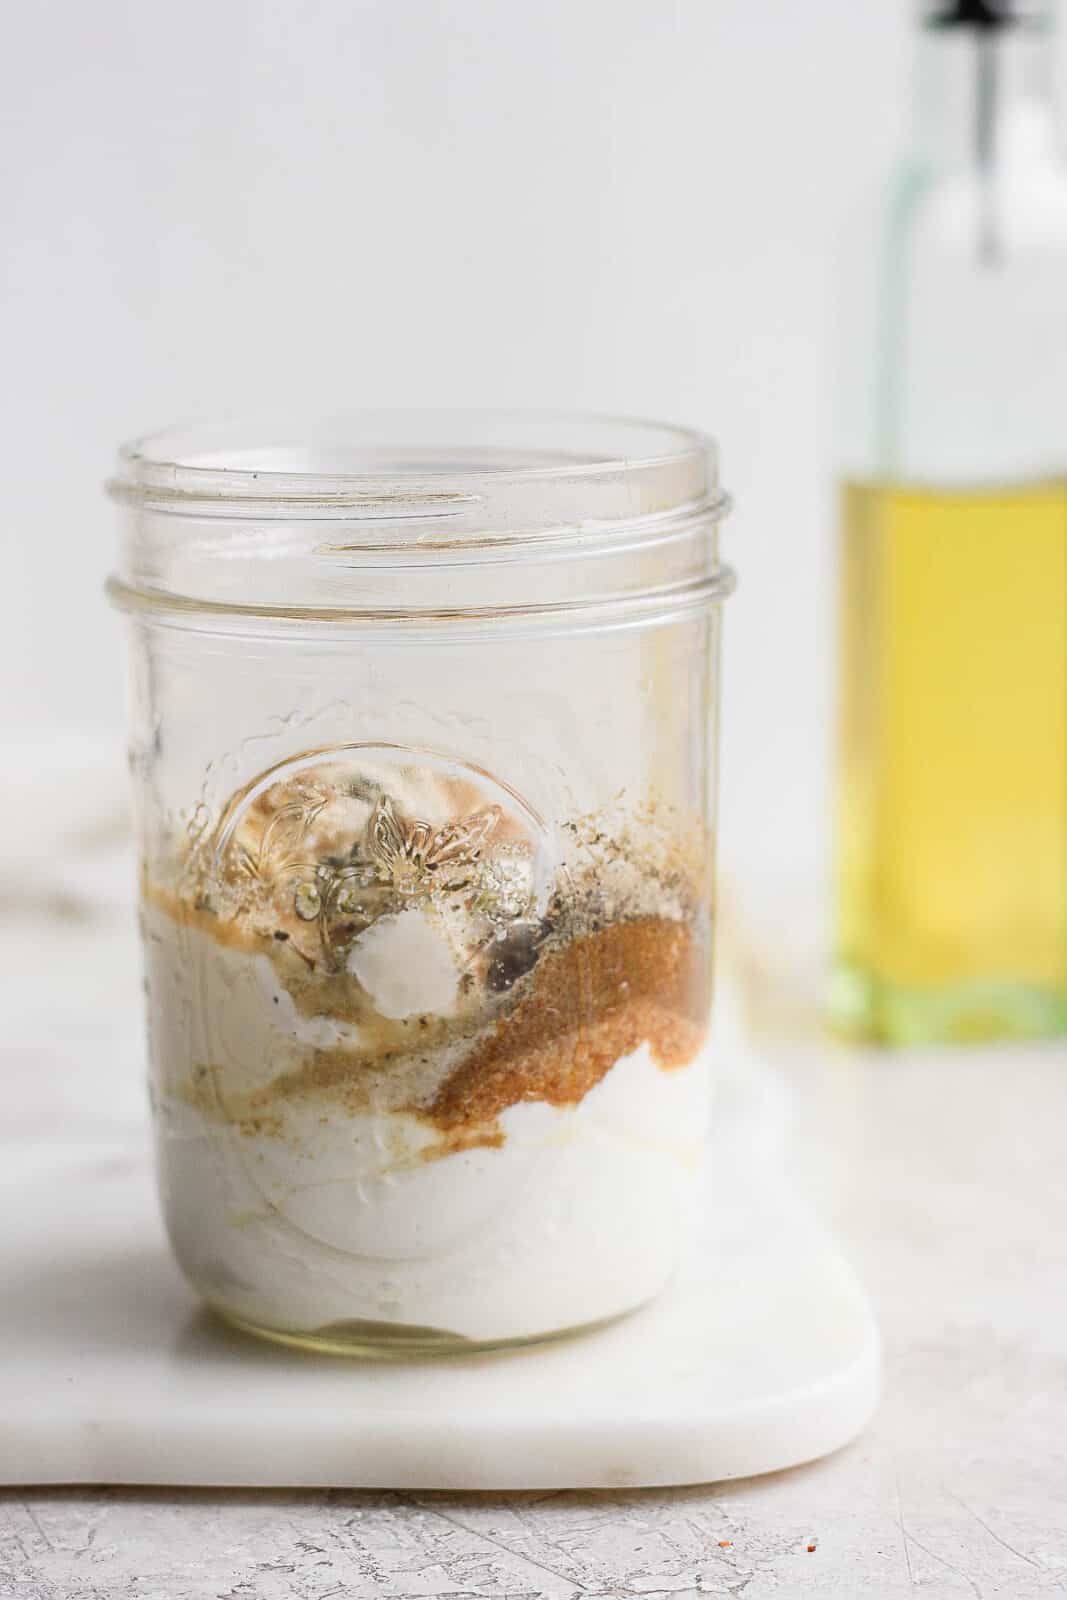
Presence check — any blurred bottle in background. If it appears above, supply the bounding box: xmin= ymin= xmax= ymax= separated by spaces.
xmin=831 ymin=0 xmax=1067 ymax=1044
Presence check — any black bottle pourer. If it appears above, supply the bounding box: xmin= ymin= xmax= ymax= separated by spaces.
xmin=927 ymin=0 xmax=1049 ymax=23
xmin=924 ymin=0 xmax=1048 ymax=23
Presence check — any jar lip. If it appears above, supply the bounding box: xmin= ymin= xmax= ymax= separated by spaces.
xmin=109 ymin=411 xmax=731 ymax=627
xmin=109 ymin=409 xmax=719 ymax=518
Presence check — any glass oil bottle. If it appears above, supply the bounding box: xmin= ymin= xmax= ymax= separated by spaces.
xmin=831 ymin=1 xmax=1067 ymax=1043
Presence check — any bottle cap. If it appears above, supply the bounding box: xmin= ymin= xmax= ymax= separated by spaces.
xmin=924 ymin=0 xmax=1050 ymax=24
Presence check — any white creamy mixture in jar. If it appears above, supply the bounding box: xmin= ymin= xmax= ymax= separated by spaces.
xmin=144 ymin=751 xmax=713 ymax=1350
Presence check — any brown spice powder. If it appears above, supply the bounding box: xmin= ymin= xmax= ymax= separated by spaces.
xmin=272 ymin=916 xmax=710 ymax=1136
xmin=428 ymin=916 xmax=708 ymax=1128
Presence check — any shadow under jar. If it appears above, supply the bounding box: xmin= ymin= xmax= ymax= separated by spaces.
xmin=108 ymin=412 xmax=734 ymax=1356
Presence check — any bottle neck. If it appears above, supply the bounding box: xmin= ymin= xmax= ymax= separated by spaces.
xmin=913 ymin=19 xmax=1057 ymax=172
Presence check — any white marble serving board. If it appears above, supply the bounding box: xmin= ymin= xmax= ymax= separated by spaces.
xmin=1 ymin=899 xmax=878 ymax=1492
xmin=2 ymin=1118 xmax=876 ymax=1491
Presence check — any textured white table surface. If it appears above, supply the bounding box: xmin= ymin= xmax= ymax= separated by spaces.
xmin=3 ymin=860 xmax=1066 ymax=1598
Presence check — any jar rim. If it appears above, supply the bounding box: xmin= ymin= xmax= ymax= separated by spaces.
xmin=108 ymin=409 xmax=721 ymax=520
xmin=108 ymin=411 xmax=732 ymax=631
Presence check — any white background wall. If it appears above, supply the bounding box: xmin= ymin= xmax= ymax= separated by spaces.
xmin=5 ymin=1 xmax=1057 ymax=882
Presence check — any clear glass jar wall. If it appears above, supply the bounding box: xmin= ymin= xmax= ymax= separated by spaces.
xmin=109 ymin=413 xmax=733 ymax=1353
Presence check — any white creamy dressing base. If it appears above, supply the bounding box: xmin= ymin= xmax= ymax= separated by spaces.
xmin=143 ymin=905 xmax=711 ymax=1344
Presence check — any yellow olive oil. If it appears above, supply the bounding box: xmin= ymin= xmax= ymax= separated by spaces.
xmin=831 ymin=478 xmax=1067 ymax=1044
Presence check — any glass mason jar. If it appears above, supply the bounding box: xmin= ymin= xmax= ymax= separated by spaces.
xmin=108 ymin=413 xmax=734 ymax=1355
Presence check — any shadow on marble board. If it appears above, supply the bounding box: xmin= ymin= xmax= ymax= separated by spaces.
xmin=8 ymin=1230 xmax=615 ymax=1378
xmin=6 ymin=1238 xmax=237 ymax=1365
xmin=5 ymin=1237 xmax=314 ymax=1373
